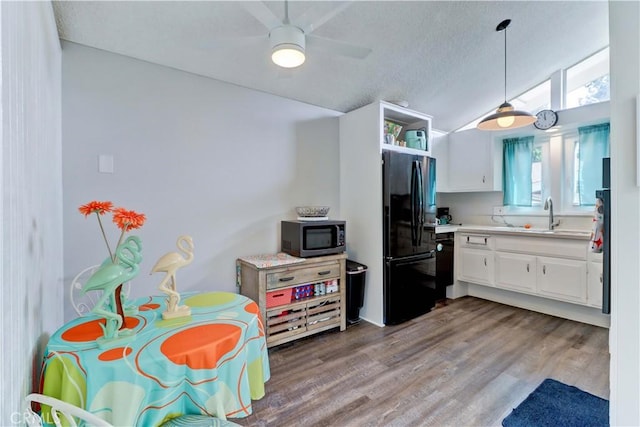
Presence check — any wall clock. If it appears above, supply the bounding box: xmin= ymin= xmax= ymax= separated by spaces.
xmin=534 ymin=109 xmax=558 ymax=130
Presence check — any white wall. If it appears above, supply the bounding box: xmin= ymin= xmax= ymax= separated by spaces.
xmin=608 ymin=1 xmax=640 ymax=424
xmin=62 ymin=42 xmax=341 ymax=321
xmin=1 ymin=2 xmax=62 ymax=423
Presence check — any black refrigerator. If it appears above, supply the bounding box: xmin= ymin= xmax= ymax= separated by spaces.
xmin=382 ymin=151 xmax=437 ymax=325
xmin=596 ymin=157 xmax=611 ymax=314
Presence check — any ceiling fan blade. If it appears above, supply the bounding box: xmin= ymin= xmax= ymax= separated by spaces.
xmin=307 ymin=35 xmax=372 ymax=59
xmin=198 ymin=34 xmax=266 ymax=52
xmin=297 ymin=1 xmax=353 ymax=34
xmin=241 ymin=2 xmax=282 ymax=30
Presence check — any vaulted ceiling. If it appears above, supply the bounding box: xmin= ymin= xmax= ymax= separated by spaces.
xmin=52 ymin=1 xmax=609 ymax=132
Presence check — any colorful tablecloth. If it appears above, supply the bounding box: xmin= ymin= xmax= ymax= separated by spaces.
xmin=41 ymin=292 xmax=270 ymax=426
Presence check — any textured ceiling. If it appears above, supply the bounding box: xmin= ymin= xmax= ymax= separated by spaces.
xmin=52 ymin=1 xmax=609 ymax=132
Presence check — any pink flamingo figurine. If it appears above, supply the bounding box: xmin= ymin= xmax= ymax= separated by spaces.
xmin=151 ymin=235 xmax=194 ymax=319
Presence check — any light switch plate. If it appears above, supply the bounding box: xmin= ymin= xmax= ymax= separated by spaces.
xmin=493 ymin=206 xmax=505 ymax=215
xmin=98 ymin=155 xmax=114 ymax=174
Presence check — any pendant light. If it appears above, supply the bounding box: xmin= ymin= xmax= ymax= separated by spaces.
xmin=477 ymin=19 xmax=536 ymax=131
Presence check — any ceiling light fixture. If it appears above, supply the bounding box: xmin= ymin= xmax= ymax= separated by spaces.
xmin=270 ymin=25 xmax=305 ymax=68
xmin=477 ymin=19 xmax=536 ymax=131
xmin=270 ymin=1 xmax=305 ymax=68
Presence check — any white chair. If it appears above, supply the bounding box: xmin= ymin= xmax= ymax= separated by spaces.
xmin=70 ymin=265 xmax=131 ymax=316
xmin=25 ymin=393 xmax=113 ymax=427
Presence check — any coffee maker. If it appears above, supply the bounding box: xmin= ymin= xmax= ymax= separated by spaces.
xmin=437 ymin=207 xmax=453 ymax=225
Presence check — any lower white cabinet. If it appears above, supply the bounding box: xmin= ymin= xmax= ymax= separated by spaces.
xmin=587 ymin=254 xmax=604 ymax=308
xmin=536 ymin=256 xmax=587 ymax=304
xmin=459 ymin=232 xmax=593 ymax=308
xmin=458 ymin=234 xmax=494 ymax=285
xmin=459 ymin=248 xmax=494 ymax=285
xmin=495 ymin=252 xmax=536 ymax=292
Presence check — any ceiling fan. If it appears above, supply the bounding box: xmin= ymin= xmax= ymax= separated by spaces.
xmin=240 ymin=1 xmax=372 ymax=68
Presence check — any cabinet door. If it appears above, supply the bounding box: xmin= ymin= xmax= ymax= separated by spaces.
xmin=536 ymin=256 xmax=587 ymax=303
xmin=447 ymin=129 xmax=501 ymax=192
xmin=495 ymin=252 xmax=536 ymax=293
xmin=458 ymin=248 xmax=494 ymax=285
xmin=587 ymin=260 xmax=604 ymax=308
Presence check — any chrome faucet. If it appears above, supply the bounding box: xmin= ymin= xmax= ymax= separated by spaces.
xmin=543 ymin=196 xmax=558 ymax=230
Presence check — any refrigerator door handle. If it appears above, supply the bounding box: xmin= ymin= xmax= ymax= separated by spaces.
xmin=417 ymin=161 xmax=424 ymax=246
xmin=410 ymin=161 xmax=418 ymax=246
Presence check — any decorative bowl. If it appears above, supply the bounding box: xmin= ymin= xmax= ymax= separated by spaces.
xmin=295 ymin=206 xmax=330 ymax=217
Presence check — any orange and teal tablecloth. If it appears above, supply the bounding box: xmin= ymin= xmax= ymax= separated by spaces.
xmin=40 ymin=292 xmax=269 ymax=426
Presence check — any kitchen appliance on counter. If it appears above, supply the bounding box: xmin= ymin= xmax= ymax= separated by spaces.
xmin=595 ymin=157 xmax=610 ymax=314
xmin=437 ymin=207 xmax=453 ymax=225
xmin=281 ymin=220 xmax=346 ymax=258
xmin=382 ymin=151 xmax=437 ymax=325
xmin=405 ymin=128 xmax=428 ymax=151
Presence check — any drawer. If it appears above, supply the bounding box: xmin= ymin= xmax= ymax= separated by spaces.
xmin=266 ymin=262 xmax=340 ymax=289
xmin=307 ymin=296 xmax=341 ymax=331
xmin=494 ymin=236 xmax=587 ymax=260
xmin=459 ymin=234 xmax=494 ymax=250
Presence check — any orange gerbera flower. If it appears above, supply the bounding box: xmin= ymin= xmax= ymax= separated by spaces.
xmin=79 ymin=200 xmax=146 ymax=263
xmin=78 ymin=200 xmax=113 ymax=216
xmin=112 ymin=208 xmax=146 ymax=231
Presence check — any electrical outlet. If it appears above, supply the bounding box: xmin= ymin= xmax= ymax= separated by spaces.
xmin=493 ymin=206 xmax=505 ymax=216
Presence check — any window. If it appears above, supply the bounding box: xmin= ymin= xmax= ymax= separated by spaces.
xmin=503 ymin=136 xmax=547 ymax=207
xmin=571 ymin=123 xmax=610 ymax=206
xmin=503 ymin=123 xmax=609 ymax=213
xmin=511 ymin=80 xmax=551 ymax=117
xmin=531 ymin=144 xmax=544 ymax=205
xmin=566 ymin=48 xmax=610 ymax=109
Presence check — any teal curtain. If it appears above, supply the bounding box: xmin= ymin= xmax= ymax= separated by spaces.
xmin=427 ymin=158 xmax=436 ymax=208
xmin=503 ymin=136 xmax=534 ymax=206
xmin=578 ymin=123 xmax=610 ymax=205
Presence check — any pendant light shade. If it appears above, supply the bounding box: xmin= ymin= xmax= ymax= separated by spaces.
xmin=477 ymin=19 xmax=535 ymax=131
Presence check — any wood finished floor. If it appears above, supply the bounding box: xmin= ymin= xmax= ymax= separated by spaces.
xmin=236 ymin=296 xmax=609 ymax=427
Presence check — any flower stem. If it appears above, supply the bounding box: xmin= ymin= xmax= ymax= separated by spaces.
xmin=96 ymin=212 xmax=115 ymax=262
xmin=113 ymin=225 xmax=129 ymax=263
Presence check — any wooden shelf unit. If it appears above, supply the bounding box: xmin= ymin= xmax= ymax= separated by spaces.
xmin=237 ymin=253 xmax=347 ymax=348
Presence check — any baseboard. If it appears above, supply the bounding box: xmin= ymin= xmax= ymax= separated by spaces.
xmin=466 ymin=283 xmax=611 ymax=328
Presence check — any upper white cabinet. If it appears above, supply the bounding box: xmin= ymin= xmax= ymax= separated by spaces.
xmin=445 ymin=128 xmax=502 ymax=192
xmin=338 ymin=101 xmax=434 ymax=326
xmin=430 ymin=130 xmax=449 ymax=192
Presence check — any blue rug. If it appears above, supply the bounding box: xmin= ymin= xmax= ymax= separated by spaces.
xmin=502 ymin=378 xmax=609 ymax=427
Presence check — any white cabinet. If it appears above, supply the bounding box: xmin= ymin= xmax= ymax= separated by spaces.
xmin=430 ymin=130 xmax=449 ymax=192
xmin=587 ymin=252 xmax=604 ymax=308
xmin=458 ymin=234 xmax=494 ymax=285
xmin=458 ymin=232 xmax=593 ymax=308
xmin=446 ymin=128 xmax=502 ymax=192
xmin=495 ymin=252 xmax=536 ymax=292
xmin=460 ymin=248 xmax=494 ymax=285
xmin=339 ymin=101 xmax=434 ymax=326
xmin=536 ymin=256 xmax=588 ymax=304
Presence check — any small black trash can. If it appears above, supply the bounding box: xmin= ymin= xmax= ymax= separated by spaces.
xmin=346 ymin=260 xmax=367 ymax=324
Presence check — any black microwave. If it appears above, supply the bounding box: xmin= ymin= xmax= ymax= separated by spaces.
xmin=281 ymin=220 xmax=346 ymax=258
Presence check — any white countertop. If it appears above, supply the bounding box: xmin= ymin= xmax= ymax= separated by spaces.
xmin=435 ymin=224 xmax=591 ymax=240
